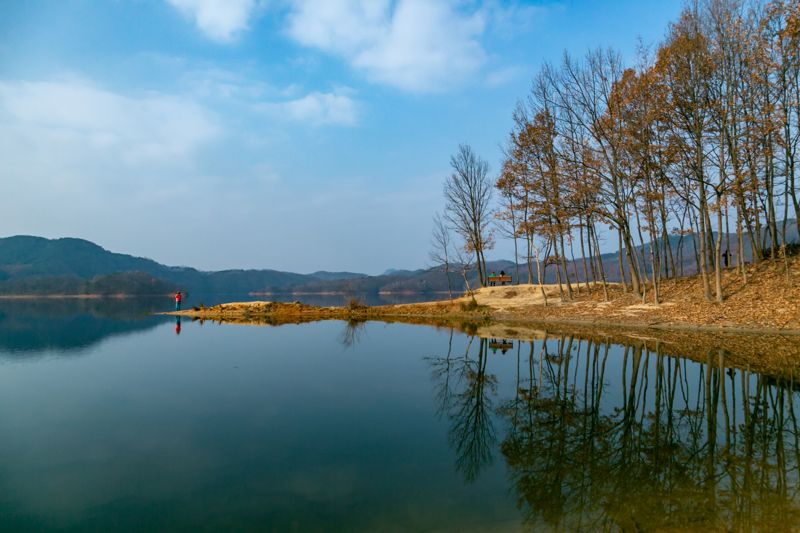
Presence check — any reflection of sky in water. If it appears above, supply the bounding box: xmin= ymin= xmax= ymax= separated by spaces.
xmin=0 ymin=293 xmax=446 ymax=355
xmin=0 ymin=298 xmax=169 ymax=355
xmin=0 ymin=310 xmax=797 ymax=531
xmin=0 ymin=320 xmax=519 ymax=530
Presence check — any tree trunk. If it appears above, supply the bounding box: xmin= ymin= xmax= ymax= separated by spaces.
xmin=714 ymin=190 xmax=724 ymax=303
xmin=462 ymin=266 xmax=473 ymax=297
xmin=592 ymin=223 xmax=609 ymax=301
xmin=587 ymin=217 xmax=598 ymax=284
xmin=578 ymin=216 xmax=591 ymax=292
xmin=526 ymin=232 xmax=534 ymax=284
xmin=697 ymin=183 xmax=714 ymax=301
xmin=621 ymin=225 xmax=642 ymax=295
xmin=558 ymin=231 xmax=574 ymax=300
xmin=736 ymin=204 xmax=747 ymax=284
xmin=534 ymin=248 xmax=547 ymax=306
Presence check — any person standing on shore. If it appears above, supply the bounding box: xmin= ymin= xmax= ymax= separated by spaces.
xmin=175 ymin=291 xmax=182 ymax=311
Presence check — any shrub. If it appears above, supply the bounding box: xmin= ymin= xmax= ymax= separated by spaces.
xmin=347 ymin=297 xmax=367 ymax=311
xmin=460 ymin=297 xmax=480 ymax=312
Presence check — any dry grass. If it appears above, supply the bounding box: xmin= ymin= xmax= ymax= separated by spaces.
xmin=166 ymin=257 xmax=800 ymax=334
xmin=478 ymin=257 xmax=800 ymax=331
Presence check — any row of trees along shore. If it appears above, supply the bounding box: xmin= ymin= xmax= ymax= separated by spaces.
xmin=433 ymin=0 xmax=799 ymax=304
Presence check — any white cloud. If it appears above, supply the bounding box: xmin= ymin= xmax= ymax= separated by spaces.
xmin=483 ymin=0 xmax=549 ymax=38
xmin=259 ymin=90 xmax=358 ymax=126
xmin=167 ymin=0 xmax=258 ymax=42
xmin=175 ymin=66 xmax=304 ymax=104
xmin=0 ymin=79 xmax=220 ymax=165
xmin=485 ymin=65 xmax=524 ymax=87
xmin=285 ymin=0 xmax=487 ymax=92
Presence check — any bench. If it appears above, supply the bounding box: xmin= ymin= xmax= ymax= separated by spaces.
xmin=489 ymin=341 xmax=514 ymax=352
xmin=488 ymin=275 xmax=512 ymax=286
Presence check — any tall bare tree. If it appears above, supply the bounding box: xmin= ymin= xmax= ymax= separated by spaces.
xmin=444 ymin=144 xmax=494 ymax=288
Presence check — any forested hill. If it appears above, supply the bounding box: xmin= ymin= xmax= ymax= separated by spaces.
xmin=0 ymin=228 xmax=796 ymax=296
xmin=0 ymin=236 xmax=166 ymax=279
xmin=0 ymin=236 xmax=365 ymax=295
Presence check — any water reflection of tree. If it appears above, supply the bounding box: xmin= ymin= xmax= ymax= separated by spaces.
xmin=498 ymin=336 xmax=800 ymax=530
xmin=431 ymin=331 xmax=800 ymax=530
xmin=428 ymin=333 xmax=498 ymax=483
xmin=338 ymin=319 xmax=367 ymax=348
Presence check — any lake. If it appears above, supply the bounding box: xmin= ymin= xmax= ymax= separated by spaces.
xmin=0 ymin=298 xmax=799 ymax=531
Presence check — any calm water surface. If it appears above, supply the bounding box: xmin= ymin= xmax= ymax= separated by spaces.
xmin=0 ymin=299 xmax=798 ymax=531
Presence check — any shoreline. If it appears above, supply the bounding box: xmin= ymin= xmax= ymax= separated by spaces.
xmin=162 ymin=298 xmax=800 ymax=380
xmin=247 ymin=290 xmax=452 ymax=296
xmin=171 ymin=256 xmax=800 ymax=335
xmin=162 ymin=287 xmax=800 ymax=383
xmin=162 ymin=294 xmax=800 ymax=337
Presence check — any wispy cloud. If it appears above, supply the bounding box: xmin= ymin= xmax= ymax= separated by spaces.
xmin=166 ymin=0 xmax=259 ymax=42
xmin=0 ymin=78 xmax=220 ymax=165
xmin=483 ymin=0 xmax=552 ymax=38
xmin=284 ymin=0 xmax=487 ymax=93
xmin=485 ymin=65 xmax=525 ymax=87
xmin=258 ymin=90 xmax=359 ymax=126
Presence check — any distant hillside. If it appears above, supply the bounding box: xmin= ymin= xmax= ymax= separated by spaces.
xmin=0 ymin=236 xmax=168 ymax=280
xmin=306 ymin=271 xmax=365 ymax=281
xmin=0 ymin=236 xmax=366 ymax=295
xmin=0 ymin=235 xmax=507 ymax=296
xmin=0 ymin=224 xmax=796 ymax=296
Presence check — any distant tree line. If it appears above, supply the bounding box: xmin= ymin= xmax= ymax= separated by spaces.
xmin=435 ymin=0 xmax=799 ymax=303
xmin=0 ymin=272 xmax=176 ymax=296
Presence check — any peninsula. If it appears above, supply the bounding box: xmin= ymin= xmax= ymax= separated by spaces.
xmin=166 ymin=256 xmax=800 ymax=335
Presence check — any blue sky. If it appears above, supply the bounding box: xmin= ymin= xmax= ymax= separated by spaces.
xmin=0 ymin=0 xmax=683 ymax=274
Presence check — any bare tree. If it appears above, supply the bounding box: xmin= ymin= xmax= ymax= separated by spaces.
xmin=444 ymin=144 xmax=494 ymax=287
xmin=453 ymin=245 xmax=476 ymax=298
xmin=430 ymin=212 xmax=454 ymax=299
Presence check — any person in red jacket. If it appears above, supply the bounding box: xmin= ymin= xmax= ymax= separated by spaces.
xmin=175 ymin=291 xmax=182 ymax=311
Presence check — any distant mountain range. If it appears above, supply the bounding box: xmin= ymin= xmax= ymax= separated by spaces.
xmin=0 ymin=236 xmax=368 ymax=295
xmin=0 ymin=223 xmax=796 ymax=296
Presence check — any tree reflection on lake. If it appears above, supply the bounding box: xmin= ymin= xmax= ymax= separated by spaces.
xmin=429 ymin=331 xmax=800 ymax=531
